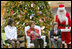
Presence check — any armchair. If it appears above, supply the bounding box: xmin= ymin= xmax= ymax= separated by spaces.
xmin=25 ymin=25 xmax=47 ymax=48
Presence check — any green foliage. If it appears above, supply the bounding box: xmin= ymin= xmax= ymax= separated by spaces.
xmin=2 ymin=1 xmax=54 ymax=35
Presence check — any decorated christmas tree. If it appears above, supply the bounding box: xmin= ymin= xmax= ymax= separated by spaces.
xmin=2 ymin=1 xmax=54 ymax=36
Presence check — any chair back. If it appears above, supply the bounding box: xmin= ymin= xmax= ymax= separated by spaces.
xmin=25 ymin=26 xmax=30 ymax=38
xmin=25 ymin=25 xmax=41 ymax=38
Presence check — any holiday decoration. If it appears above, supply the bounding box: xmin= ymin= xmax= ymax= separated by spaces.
xmin=2 ymin=1 xmax=54 ymax=36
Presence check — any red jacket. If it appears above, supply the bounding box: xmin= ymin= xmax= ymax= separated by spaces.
xmin=55 ymin=12 xmax=71 ymax=29
xmin=27 ymin=28 xmax=41 ymax=40
xmin=55 ymin=12 xmax=71 ymax=44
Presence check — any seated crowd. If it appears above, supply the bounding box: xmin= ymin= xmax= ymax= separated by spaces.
xmin=4 ymin=18 xmax=70 ymax=48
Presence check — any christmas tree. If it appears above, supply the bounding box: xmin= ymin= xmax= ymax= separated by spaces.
xmin=2 ymin=1 xmax=54 ymax=36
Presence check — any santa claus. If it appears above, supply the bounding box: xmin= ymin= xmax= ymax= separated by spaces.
xmin=55 ymin=4 xmax=71 ymax=48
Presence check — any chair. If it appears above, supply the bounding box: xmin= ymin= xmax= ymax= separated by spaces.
xmin=25 ymin=25 xmax=47 ymax=48
xmin=1 ymin=33 xmax=11 ymax=48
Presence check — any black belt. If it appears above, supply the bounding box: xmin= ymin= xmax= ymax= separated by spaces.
xmin=59 ymin=24 xmax=69 ymax=27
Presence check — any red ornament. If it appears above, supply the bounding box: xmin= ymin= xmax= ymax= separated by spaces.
xmin=12 ymin=10 xmax=14 ymax=14
xmin=44 ymin=17 xmax=46 ymax=21
xmin=39 ymin=18 xmax=43 ymax=23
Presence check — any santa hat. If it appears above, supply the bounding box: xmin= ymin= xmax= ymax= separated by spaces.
xmin=58 ymin=4 xmax=65 ymax=10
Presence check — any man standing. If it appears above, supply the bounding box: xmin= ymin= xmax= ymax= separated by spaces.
xmin=55 ymin=4 xmax=71 ymax=48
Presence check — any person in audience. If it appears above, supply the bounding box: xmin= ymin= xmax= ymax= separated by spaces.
xmin=27 ymin=21 xmax=44 ymax=48
xmin=4 ymin=18 xmax=20 ymax=48
xmin=50 ymin=22 xmax=62 ymax=48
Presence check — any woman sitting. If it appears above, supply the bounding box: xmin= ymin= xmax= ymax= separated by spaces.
xmin=4 ymin=18 xmax=20 ymax=48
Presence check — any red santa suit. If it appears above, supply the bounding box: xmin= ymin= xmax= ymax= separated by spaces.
xmin=55 ymin=4 xmax=71 ymax=45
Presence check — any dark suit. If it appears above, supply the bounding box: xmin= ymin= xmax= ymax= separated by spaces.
xmin=50 ymin=28 xmax=62 ymax=48
xmin=50 ymin=28 xmax=61 ymax=38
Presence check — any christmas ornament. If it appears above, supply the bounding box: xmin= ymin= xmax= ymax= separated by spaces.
xmin=38 ymin=7 xmax=39 ymax=10
xmin=39 ymin=11 xmax=42 ymax=14
xmin=16 ymin=21 xmax=20 ymax=25
xmin=30 ymin=14 xmax=34 ymax=19
xmin=42 ymin=30 xmax=45 ymax=33
xmin=19 ymin=1 xmax=22 ymax=3
xmin=41 ymin=26 xmax=45 ymax=30
xmin=44 ymin=17 xmax=46 ymax=21
xmin=12 ymin=10 xmax=14 ymax=14
xmin=39 ymin=18 xmax=43 ymax=23
xmin=22 ymin=22 xmax=25 ymax=26
xmin=13 ymin=12 xmax=16 ymax=15
xmin=18 ymin=14 xmax=21 ymax=18
xmin=31 ymin=3 xmax=33 ymax=7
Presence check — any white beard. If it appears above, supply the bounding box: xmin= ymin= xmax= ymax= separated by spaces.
xmin=57 ymin=9 xmax=67 ymax=23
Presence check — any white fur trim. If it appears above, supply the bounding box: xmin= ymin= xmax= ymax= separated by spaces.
xmin=66 ymin=27 xmax=68 ymax=29
xmin=62 ymin=41 xmax=65 ymax=44
xmin=61 ymin=29 xmax=71 ymax=32
xmin=65 ymin=17 xmax=68 ymax=25
xmin=58 ymin=7 xmax=65 ymax=10
xmin=65 ymin=27 xmax=71 ymax=32
xmin=66 ymin=29 xmax=71 ymax=32
xmin=70 ymin=27 xmax=71 ymax=30
xmin=62 ymin=41 xmax=67 ymax=45
xmin=61 ymin=29 xmax=65 ymax=32
xmin=65 ymin=43 xmax=67 ymax=45
xmin=65 ymin=16 xmax=68 ymax=30
xmin=69 ymin=42 xmax=71 ymax=44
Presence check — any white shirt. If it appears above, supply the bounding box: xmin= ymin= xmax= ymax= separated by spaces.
xmin=54 ymin=28 xmax=58 ymax=39
xmin=54 ymin=28 xmax=57 ymax=35
xmin=4 ymin=25 xmax=17 ymax=40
